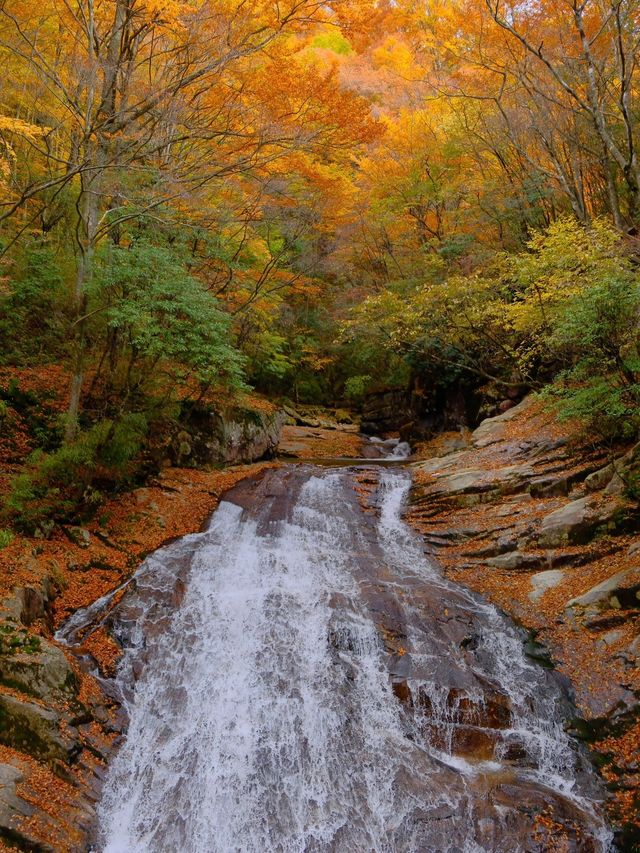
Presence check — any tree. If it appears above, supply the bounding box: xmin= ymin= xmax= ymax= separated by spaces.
xmin=0 ymin=0 xmax=379 ymax=436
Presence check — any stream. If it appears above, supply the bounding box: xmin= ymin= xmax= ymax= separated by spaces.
xmin=59 ymin=461 xmax=613 ymax=852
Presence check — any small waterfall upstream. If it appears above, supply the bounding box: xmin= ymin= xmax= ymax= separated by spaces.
xmin=65 ymin=465 xmax=613 ymax=852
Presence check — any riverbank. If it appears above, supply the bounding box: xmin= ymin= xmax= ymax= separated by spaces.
xmin=407 ymin=397 xmax=639 ymax=849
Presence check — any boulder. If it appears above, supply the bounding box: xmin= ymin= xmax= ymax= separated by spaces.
xmin=471 ymin=398 xmax=532 ymax=448
xmin=1 ymin=579 xmax=57 ymax=628
xmin=0 ymin=761 xmax=64 ymax=852
xmin=65 ymin=526 xmax=91 ymax=548
xmin=566 ymin=568 xmax=640 ymax=612
xmin=529 ymin=570 xmax=566 ymax=603
xmin=0 ymin=763 xmax=33 ymax=825
xmin=486 ymin=552 xmax=545 ymax=571
xmin=600 ymin=443 xmax=640 ymax=496
xmin=0 ymin=636 xmax=77 ymax=702
xmin=605 ymin=473 xmax=626 ymax=496
xmin=0 ymin=693 xmax=79 ymax=765
xmin=173 ymin=407 xmax=286 ymax=466
xmin=537 ymin=498 xmax=620 ymax=547
xmin=585 ymin=464 xmax=615 ymax=492
xmin=538 ymin=498 xmax=592 ymax=547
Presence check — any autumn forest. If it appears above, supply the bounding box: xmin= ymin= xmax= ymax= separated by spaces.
xmin=1 ymin=0 xmax=639 ymax=511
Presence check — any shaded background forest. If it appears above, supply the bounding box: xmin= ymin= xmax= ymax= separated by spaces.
xmin=1 ymin=0 xmax=640 ymax=529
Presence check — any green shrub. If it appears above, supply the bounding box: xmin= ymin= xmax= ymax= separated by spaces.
xmin=91 ymin=241 xmax=246 ymax=395
xmin=542 ymin=251 xmax=640 ymax=442
xmin=544 ymin=374 xmax=640 ymax=443
xmin=4 ymin=414 xmax=150 ymax=532
xmin=344 ymin=375 xmax=373 ymax=403
xmin=0 ymin=238 xmax=70 ymax=363
xmin=0 ymin=530 xmax=14 ymax=549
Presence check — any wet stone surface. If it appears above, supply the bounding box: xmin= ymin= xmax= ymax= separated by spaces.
xmin=63 ymin=464 xmax=614 ymax=853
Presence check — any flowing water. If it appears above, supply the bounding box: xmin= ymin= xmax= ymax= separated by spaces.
xmin=63 ymin=464 xmax=613 ymax=852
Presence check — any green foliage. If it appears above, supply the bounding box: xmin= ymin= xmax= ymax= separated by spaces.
xmin=0 ymin=529 xmax=14 ymax=549
xmin=246 ymin=331 xmax=293 ymax=383
xmin=4 ymin=414 xmax=149 ymax=532
xmin=344 ymin=375 xmax=373 ymax=402
xmin=0 ymin=239 xmax=70 ymax=362
xmin=92 ymin=241 xmax=246 ymax=394
xmin=99 ymin=413 xmax=149 ymax=468
xmin=344 ymin=216 xmax=640 ymax=441
xmin=530 ymin=222 xmax=640 ymax=440
xmin=543 ymin=374 xmax=640 ymax=442
xmin=501 ymin=217 xmax=634 ymax=375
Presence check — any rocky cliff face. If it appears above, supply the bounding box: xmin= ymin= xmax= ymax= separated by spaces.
xmin=408 ymin=397 xmax=640 ymax=849
xmin=360 ymin=389 xmax=413 ymax=435
xmin=360 ymin=380 xmax=525 ymax=441
xmin=171 ymin=405 xmax=286 ymax=467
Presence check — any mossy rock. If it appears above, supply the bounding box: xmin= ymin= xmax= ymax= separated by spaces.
xmin=0 ymin=693 xmax=79 ymax=767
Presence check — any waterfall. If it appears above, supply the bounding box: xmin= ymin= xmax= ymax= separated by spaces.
xmin=87 ymin=467 xmax=612 ymax=853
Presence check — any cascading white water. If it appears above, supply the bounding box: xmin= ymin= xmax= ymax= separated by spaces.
xmin=90 ymin=467 xmax=613 ymax=853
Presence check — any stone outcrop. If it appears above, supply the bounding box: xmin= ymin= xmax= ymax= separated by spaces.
xmin=537 ymin=498 xmax=593 ymax=547
xmin=172 ymin=405 xmax=286 ymax=466
xmin=0 ymin=693 xmax=79 ymax=765
xmin=529 ymin=569 xmax=566 ymax=603
xmin=486 ymin=551 xmax=545 ymax=571
xmin=566 ymin=569 xmax=640 ymax=613
xmin=407 ymin=395 xmax=640 ymax=847
xmin=0 ymin=634 xmax=77 ymax=701
xmin=0 ymin=578 xmax=115 ymax=850
xmin=537 ymin=497 xmax=622 ymax=547
xmin=470 ymin=399 xmax=532 ymax=448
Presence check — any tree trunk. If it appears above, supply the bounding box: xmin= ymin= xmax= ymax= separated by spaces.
xmin=64 ymin=172 xmax=99 ymax=442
